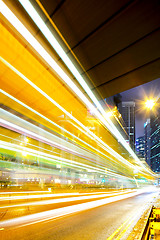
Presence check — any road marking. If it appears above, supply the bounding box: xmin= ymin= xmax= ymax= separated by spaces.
xmin=115 ymin=218 xmax=135 ymax=240
xmin=107 ymin=203 xmax=150 ymax=240
xmin=106 ymin=215 xmax=132 ymax=240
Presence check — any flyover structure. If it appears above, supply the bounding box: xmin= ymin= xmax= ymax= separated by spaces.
xmin=0 ymin=0 xmax=159 ymax=188
xmin=16 ymin=0 xmax=160 ymax=98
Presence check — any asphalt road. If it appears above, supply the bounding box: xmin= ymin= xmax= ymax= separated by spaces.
xmin=0 ymin=191 xmax=157 ymax=240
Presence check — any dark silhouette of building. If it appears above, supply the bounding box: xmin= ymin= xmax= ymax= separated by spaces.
xmin=113 ymin=94 xmax=122 ymax=113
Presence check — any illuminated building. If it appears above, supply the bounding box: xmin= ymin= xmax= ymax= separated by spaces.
xmin=121 ymin=102 xmax=135 ymax=150
xmin=136 ymin=136 xmax=145 ymax=159
xmin=150 ymin=99 xmax=160 ymax=172
xmin=144 ymin=119 xmax=151 ymax=166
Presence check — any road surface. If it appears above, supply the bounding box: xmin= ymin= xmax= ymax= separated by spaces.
xmin=0 ymin=190 xmax=157 ymax=240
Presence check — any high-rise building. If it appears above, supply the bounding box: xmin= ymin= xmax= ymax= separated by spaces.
xmin=121 ymin=101 xmax=135 ymax=150
xmin=144 ymin=119 xmax=151 ymax=166
xmin=150 ymin=99 xmax=160 ymax=172
xmin=135 ymin=136 xmax=145 ymax=159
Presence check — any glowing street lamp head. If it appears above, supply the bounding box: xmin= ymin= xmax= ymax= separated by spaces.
xmin=145 ymin=99 xmax=155 ymax=109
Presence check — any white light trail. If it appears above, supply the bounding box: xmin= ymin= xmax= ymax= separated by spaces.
xmin=0 ymin=140 xmax=133 ymax=180
xmin=0 ymin=0 xmax=156 ymax=176
xmin=0 ymin=57 xmax=124 ymax=167
xmin=0 ymin=191 xmax=49 ymax=195
xmin=0 ymin=189 xmax=151 ymax=228
xmin=0 ymin=140 xmax=105 ymax=173
xmin=0 ymin=109 xmax=116 ymax=172
xmin=0 ymin=90 xmax=116 ymax=164
xmin=17 ymin=0 xmax=154 ymax=174
xmin=0 ymin=89 xmax=93 ymax=148
xmin=0 ymin=190 xmax=134 ymax=208
xmin=0 ymin=118 xmax=80 ymax=156
xmin=0 ymin=134 xmax=136 ymax=180
xmin=0 ymin=80 xmax=138 ymax=173
xmin=0 ymin=193 xmax=80 ymax=202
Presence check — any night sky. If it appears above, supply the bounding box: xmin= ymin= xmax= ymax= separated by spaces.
xmin=120 ymin=78 xmax=160 ymax=139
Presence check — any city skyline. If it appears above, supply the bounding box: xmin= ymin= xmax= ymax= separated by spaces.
xmin=120 ymin=78 xmax=160 ymax=139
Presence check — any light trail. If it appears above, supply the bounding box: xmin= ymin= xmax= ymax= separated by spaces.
xmin=0 ymin=190 xmax=134 ymax=207
xmin=0 ymin=1 xmax=148 ymax=174
xmin=0 ymin=107 xmax=137 ymax=177
xmin=0 ymin=0 xmax=156 ymax=177
xmin=0 ymin=90 xmax=124 ymax=171
xmin=0 ymin=107 xmax=114 ymax=170
xmin=0 ymin=132 xmax=112 ymax=171
xmin=0 ymin=89 xmax=107 ymax=157
xmin=17 ymin=0 xmax=156 ymax=176
xmin=0 ymin=140 xmax=134 ymax=180
xmin=0 ymin=133 xmax=59 ymax=157
xmin=0 ymin=193 xmax=84 ymax=201
xmin=0 ymin=58 xmax=135 ymax=172
xmin=1 ymin=90 xmax=132 ymax=175
xmin=0 ymin=191 xmax=50 ymax=195
xmin=0 ymin=189 xmax=154 ymax=229
xmin=0 ymin=112 xmax=82 ymax=157
xmin=0 ymin=193 xmax=80 ymax=202
xmin=0 ymin=189 xmax=127 ymax=198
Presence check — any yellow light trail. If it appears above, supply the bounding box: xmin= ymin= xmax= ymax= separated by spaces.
xmin=0 ymin=0 xmax=156 ymax=177
xmin=0 ymin=190 xmax=134 ymax=207
xmin=0 ymin=57 xmax=135 ymax=170
xmin=0 ymin=89 xmax=100 ymax=154
xmin=0 ymin=140 xmax=134 ymax=180
xmin=17 ymin=0 xmax=155 ymax=175
xmin=0 ymin=189 xmax=127 ymax=198
xmin=0 ymin=191 xmax=49 ymax=195
xmin=0 ymin=188 xmax=156 ymax=229
xmin=0 ymin=84 xmax=139 ymax=174
xmin=1 ymin=106 xmax=139 ymax=178
xmin=0 ymin=90 xmax=118 ymax=165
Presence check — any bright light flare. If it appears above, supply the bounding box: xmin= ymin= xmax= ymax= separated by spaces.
xmin=145 ymin=99 xmax=155 ymax=109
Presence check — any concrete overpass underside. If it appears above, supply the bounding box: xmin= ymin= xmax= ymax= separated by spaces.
xmin=27 ymin=0 xmax=160 ymax=98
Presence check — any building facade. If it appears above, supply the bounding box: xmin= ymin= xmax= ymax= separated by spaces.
xmin=144 ymin=119 xmax=151 ymax=166
xmin=136 ymin=136 xmax=145 ymax=159
xmin=150 ymin=99 xmax=160 ymax=172
xmin=121 ymin=101 xmax=135 ymax=150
